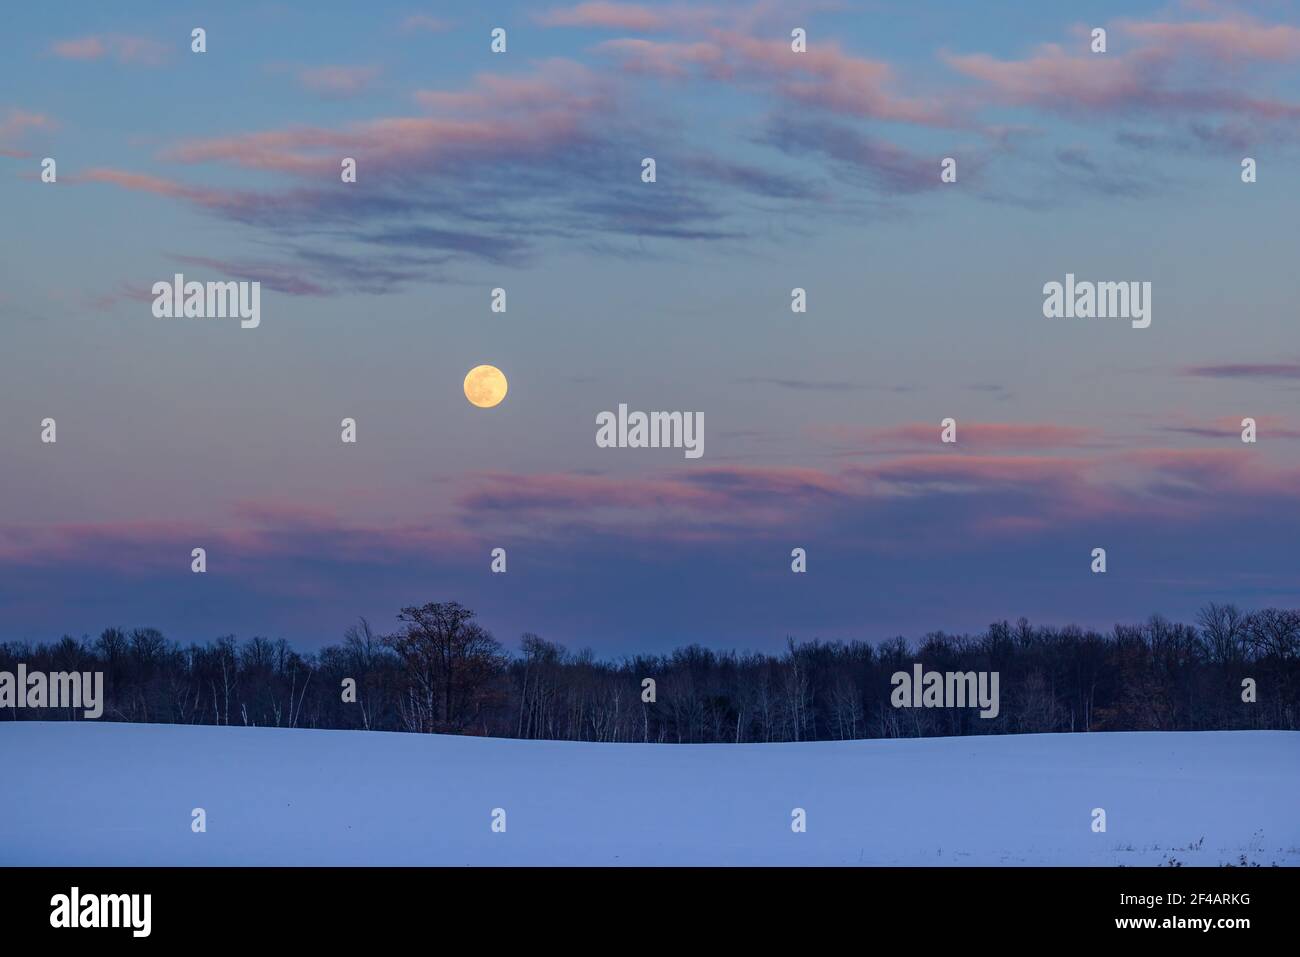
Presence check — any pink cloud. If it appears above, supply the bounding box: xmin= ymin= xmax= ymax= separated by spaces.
xmin=0 ymin=520 xmax=204 ymax=568
xmin=862 ymin=453 xmax=1086 ymax=487
xmin=814 ymin=422 xmax=1102 ymax=452
xmin=536 ymin=2 xmax=713 ymax=32
xmin=51 ymin=36 xmax=105 ymax=60
xmin=593 ymin=38 xmax=728 ymax=78
xmin=413 ymin=60 xmax=601 ymax=113
xmin=453 ymin=467 xmax=855 ymax=544
xmin=1161 ymin=415 xmax=1300 ymax=440
xmin=596 ymin=31 xmax=953 ymax=125
xmin=944 ymin=44 xmax=1147 ymax=111
xmin=1183 ymin=361 xmax=1300 ymax=380
xmin=839 ymin=452 xmax=1148 ymax=532
xmin=945 ymin=15 xmax=1300 ymax=120
xmin=554 ymin=7 xmax=1300 ymax=134
xmin=536 ymin=4 xmax=958 ymax=126
xmin=0 ymin=108 xmax=54 ymax=156
xmin=51 ymin=34 xmax=169 ymax=66
xmin=78 ymin=167 xmax=237 ymax=207
xmin=0 ymin=510 xmax=475 ymax=571
xmin=297 ymin=65 xmax=381 ymax=98
xmin=454 ymin=445 xmax=1300 ymax=545
xmin=429 ymin=448 xmax=1300 ymax=551
xmin=1120 ymin=17 xmax=1300 ymax=62
xmin=459 ymin=472 xmax=725 ymax=514
xmin=5 ymin=443 xmax=1300 ymax=569
xmin=400 ymin=14 xmax=453 ymax=33
xmin=163 ymin=127 xmax=359 ymax=175
xmin=161 ymin=61 xmax=604 ymax=178
xmin=682 ymin=465 xmax=850 ymax=498
xmin=739 ymin=35 xmax=952 ymax=125
xmin=1120 ymin=447 xmax=1288 ymax=490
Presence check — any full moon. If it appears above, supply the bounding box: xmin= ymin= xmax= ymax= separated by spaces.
xmin=464 ymin=365 xmax=508 ymax=408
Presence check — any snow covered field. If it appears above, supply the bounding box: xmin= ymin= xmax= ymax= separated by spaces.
xmin=2 ymin=723 xmax=1296 ymax=866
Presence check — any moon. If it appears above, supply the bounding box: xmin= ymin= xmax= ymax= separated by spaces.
xmin=464 ymin=365 xmax=508 ymax=408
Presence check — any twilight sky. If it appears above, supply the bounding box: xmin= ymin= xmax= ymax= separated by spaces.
xmin=2 ymin=0 xmax=1298 ymax=653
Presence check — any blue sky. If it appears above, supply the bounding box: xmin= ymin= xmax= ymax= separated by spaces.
xmin=2 ymin=0 xmax=1299 ymax=652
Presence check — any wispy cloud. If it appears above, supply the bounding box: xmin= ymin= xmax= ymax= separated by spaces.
xmin=78 ymin=167 xmax=238 ymax=207
xmin=595 ymin=30 xmax=955 ymax=126
xmin=812 ymin=422 xmax=1102 ymax=452
xmin=79 ymin=55 xmax=796 ymax=290
xmin=1159 ymin=415 xmax=1300 ymax=440
xmin=1119 ymin=18 xmax=1300 ymax=63
xmin=536 ymin=2 xmax=719 ymax=32
xmin=51 ymin=34 xmax=169 ymax=66
xmin=1182 ymin=361 xmax=1300 ymax=380
xmin=945 ymin=15 xmax=1300 ymax=123
xmin=171 ymin=255 xmax=331 ymax=297
xmin=66 ymin=3 xmax=1300 ymax=301
xmin=296 ymin=65 xmax=381 ymax=98
xmin=758 ymin=114 xmax=946 ymax=193
xmin=735 ymin=376 xmax=866 ymax=392
xmin=400 ymin=14 xmax=453 ymax=33
xmin=0 ymin=108 xmax=54 ymax=157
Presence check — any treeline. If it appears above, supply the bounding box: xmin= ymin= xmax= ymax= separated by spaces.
xmin=2 ymin=602 xmax=1296 ymax=741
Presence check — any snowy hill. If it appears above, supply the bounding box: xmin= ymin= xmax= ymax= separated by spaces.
xmin=2 ymin=723 xmax=1296 ymax=866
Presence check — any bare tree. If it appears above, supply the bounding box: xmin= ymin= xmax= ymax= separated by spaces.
xmin=383 ymin=602 xmax=506 ymax=732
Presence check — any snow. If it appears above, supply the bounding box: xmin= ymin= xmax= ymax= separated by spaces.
xmin=2 ymin=723 xmax=1296 ymax=865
